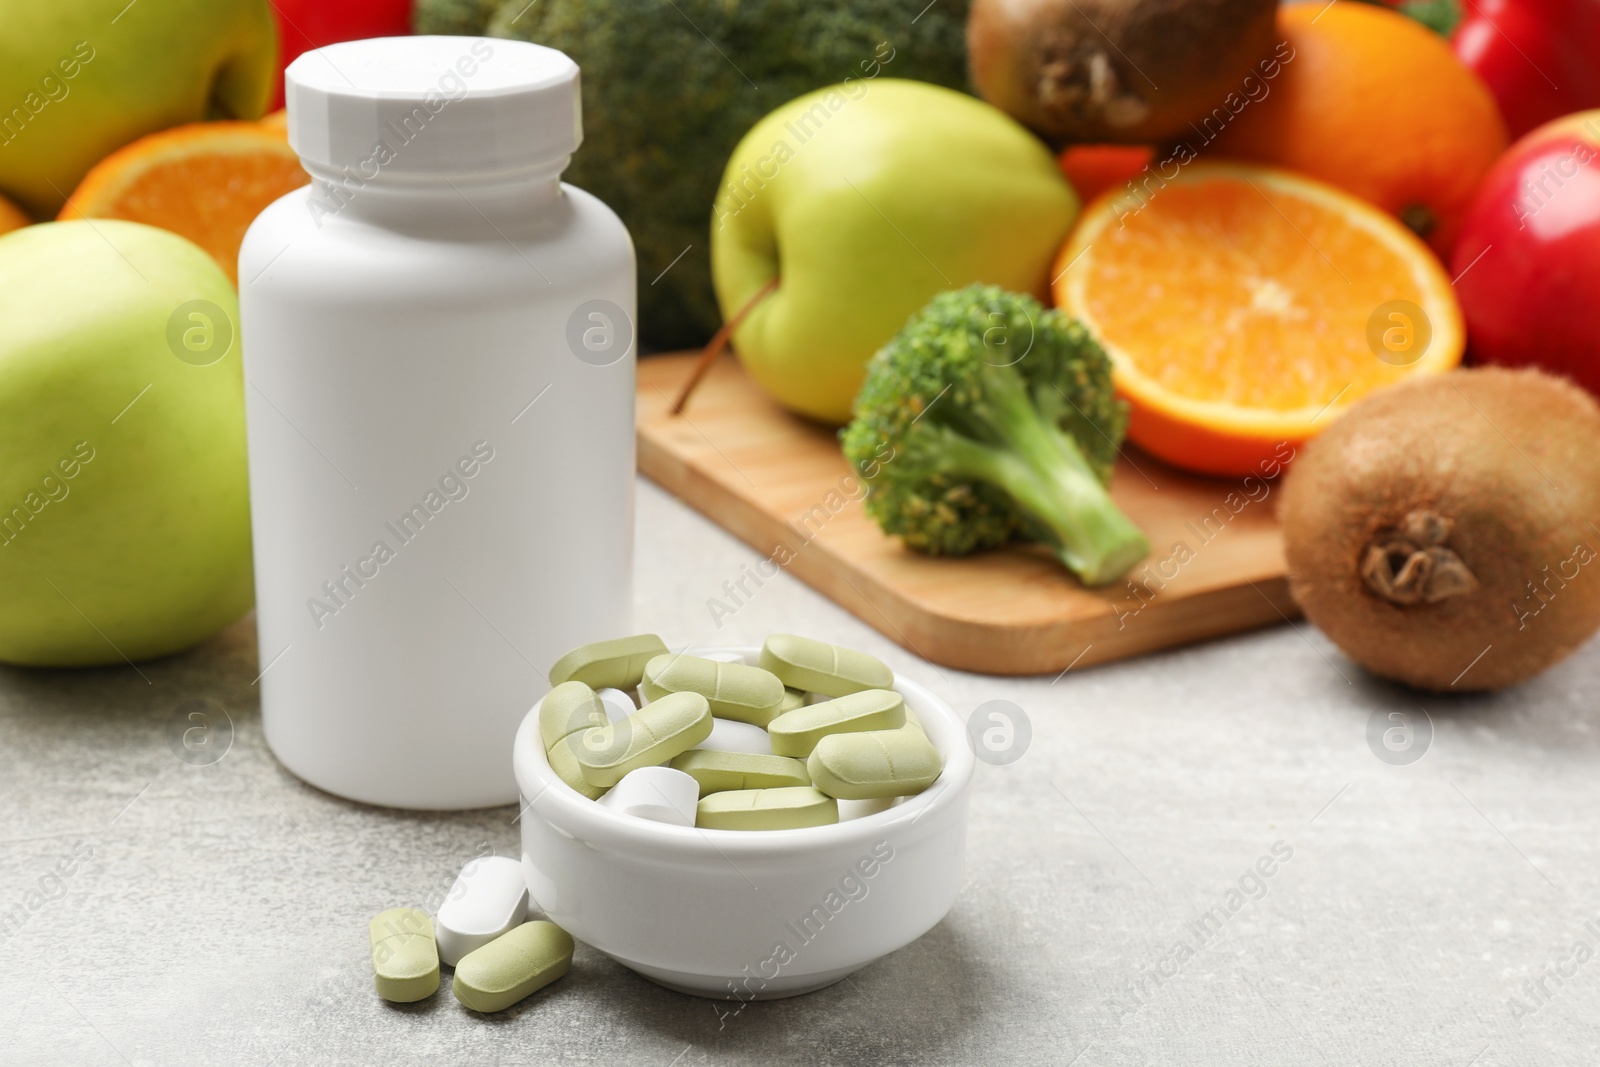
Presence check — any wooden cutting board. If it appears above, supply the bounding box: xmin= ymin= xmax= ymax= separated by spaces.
xmin=637 ymin=352 xmax=1299 ymax=676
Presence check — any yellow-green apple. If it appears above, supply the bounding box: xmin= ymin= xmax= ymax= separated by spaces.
xmin=0 ymin=0 xmax=276 ymax=215
xmin=0 ymin=220 xmax=253 ymax=666
xmin=711 ymin=78 xmax=1079 ymax=424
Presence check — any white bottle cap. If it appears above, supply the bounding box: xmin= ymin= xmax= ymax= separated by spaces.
xmin=285 ymin=36 xmax=581 ymax=178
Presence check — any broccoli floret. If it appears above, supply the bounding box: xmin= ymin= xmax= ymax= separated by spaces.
xmin=478 ymin=0 xmax=972 ymax=350
xmin=841 ymin=286 xmax=1149 ymax=587
xmin=412 ymin=0 xmax=501 ymax=36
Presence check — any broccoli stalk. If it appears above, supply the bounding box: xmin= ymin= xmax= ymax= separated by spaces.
xmin=841 ymin=286 xmax=1149 ymax=587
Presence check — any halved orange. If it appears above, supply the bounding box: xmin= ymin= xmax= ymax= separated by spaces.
xmin=1053 ymin=163 xmax=1463 ymax=477
xmin=59 ymin=120 xmax=308 ymax=285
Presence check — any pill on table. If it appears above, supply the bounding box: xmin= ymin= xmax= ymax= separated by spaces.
xmin=807 ymin=725 xmax=943 ymax=800
xmin=767 ymin=689 xmax=906 ymax=758
xmin=669 ymin=750 xmax=811 ymax=794
xmin=694 ymin=716 xmax=773 ymax=755
xmin=697 ymin=786 xmax=839 ymax=831
xmin=452 ymin=920 xmax=574 ymax=1013
xmin=759 ymin=634 xmax=894 ymax=698
xmin=547 ymin=634 xmax=668 ymax=690
xmin=369 ymin=907 xmax=439 ymax=1003
xmin=538 ymin=681 xmax=607 ymax=749
xmin=574 ymin=691 xmax=713 ymax=787
xmin=640 ymin=654 xmax=786 ymax=726
xmin=435 ymin=856 xmax=530 ymax=967
xmin=597 ymin=687 xmax=636 ymax=722
xmin=598 ymin=766 xmax=700 ymax=826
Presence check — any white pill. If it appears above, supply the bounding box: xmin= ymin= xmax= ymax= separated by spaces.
xmin=597 ymin=687 xmax=637 ymax=722
xmin=434 ymin=855 xmax=529 ymax=967
xmin=598 ymin=766 xmax=699 ymax=827
xmin=699 ymin=650 xmax=750 ymax=664
xmin=693 ymin=717 xmax=774 ymax=755
xmin=838 ymin=797 xmax=899 ymax=821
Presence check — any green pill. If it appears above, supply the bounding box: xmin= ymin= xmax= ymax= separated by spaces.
xmin=452 ymin=921 xmax=574 ymax=1013
xmin=574 ymin=691 xmax=713 ymax=787
xmin=547 ymin=634 xmax=668 ymax=690
xmin=546 ymin=736 xmax=606 ymax=800
xmin=767 ymin=689 xmax=906 ymax=758
xmin=779 ymin=687 xmax=808 ymax=713
xmin=538 ymin=681 xmax=608 ymax=800
xmin=640 ymin=653 xmax=786 ymax=726
xmin=669 ymin=750 xmax=811 ymax=794
xmin=369 ymin=907 xmax=439 ymax=1004
xmin=696 ymin=786 xmax=839 ymax=831
xmin=807 ymin=725 xmax=943 ymax=800
xmin=538 ymin=681 xmax=607 ymax=749
xmin=759 ymin=634 xmax=894 ymax=698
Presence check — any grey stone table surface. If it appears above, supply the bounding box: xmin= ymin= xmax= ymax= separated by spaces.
xmin=3 ymin=478 xmax=1599 ymax=1067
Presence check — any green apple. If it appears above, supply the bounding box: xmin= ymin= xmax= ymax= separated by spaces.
xmin=0 ymin=0 xmax=276 ymax=215
xmin=0 ymin=220 xmax=253 ymax=666
xmin=711 ymin=78 xmax=1079 ymax=424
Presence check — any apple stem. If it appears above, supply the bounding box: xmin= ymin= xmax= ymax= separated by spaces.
xmin=670 ymin=277 xmax=780 ymax=416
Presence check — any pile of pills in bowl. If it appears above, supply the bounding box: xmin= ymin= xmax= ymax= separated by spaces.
xmin=540 ymin=633 xmax=944 ymax=829
xmin=368 ymin=633 xmax=943 ymax=1012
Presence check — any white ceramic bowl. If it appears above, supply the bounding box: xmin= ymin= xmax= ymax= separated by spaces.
xmin=512 ymin=645 xmax=975 ymax=999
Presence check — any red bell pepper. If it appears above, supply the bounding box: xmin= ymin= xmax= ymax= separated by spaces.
xmin=267 ymin=0 xmax=415 ymax=111
xmin=1454 ymin=0 xmax=1600 ymax=139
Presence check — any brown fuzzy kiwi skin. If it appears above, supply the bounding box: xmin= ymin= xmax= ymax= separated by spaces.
xmin=1280 ymin=368 xmax=1600 ymax=692
xmin=967 ymin=0 xmax=1279 ymax=147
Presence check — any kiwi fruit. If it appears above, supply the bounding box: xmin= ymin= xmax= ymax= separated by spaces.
xmin=967 ymin=0 xmax=1279 ymax=146
xmin=1280 ymin=367 xmax=1600 ymax=692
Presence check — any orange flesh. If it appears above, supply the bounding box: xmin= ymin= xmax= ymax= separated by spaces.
xmin=1082 ymin=178 xmax=1433 ymax=413
xmin=61 ymin=124 xmax=307 ymax=285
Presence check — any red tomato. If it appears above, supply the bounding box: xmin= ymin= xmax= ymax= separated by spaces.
xmin=1454 ymin=0 xmax=1600 ymax=139
xmin=1452 ymin=111 xmax=1600 ymax=395
xmin=268 ymin=0 xmax=415 ymax=109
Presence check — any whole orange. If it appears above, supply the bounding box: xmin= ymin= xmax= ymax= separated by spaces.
xmin=1205 ymin=1 xmax=1507 ymax=258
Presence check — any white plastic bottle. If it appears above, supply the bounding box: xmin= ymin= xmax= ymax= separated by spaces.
xmin=239 ymin=37 xmax=635 ymax=809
